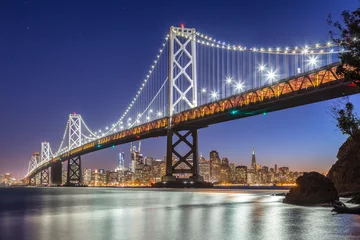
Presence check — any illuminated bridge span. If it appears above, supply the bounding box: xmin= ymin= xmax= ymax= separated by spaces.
xmin=24 ymin=26 xmax=359 ymax=186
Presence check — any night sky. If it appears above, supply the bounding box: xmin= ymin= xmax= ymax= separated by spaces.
xmin=0 ymin=0 xmax=359 ymax=178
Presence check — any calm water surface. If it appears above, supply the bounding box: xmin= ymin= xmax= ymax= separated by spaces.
xmin=1 ymin=187 xmax=360 ymax=240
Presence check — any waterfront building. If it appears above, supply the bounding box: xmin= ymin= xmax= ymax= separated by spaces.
xmin=210 ymin=150 xmax=221 ymax=182
xmin=235 ymin=166 xmax=247 ymax=184
xmin=83 ymin=168 xmax=92 ymax=185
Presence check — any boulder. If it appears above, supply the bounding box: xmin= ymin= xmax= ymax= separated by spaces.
xmin=283 ymin=172 xmax=339 ymax=205
xmin=327 ymin=134 xmax=360 ymax=194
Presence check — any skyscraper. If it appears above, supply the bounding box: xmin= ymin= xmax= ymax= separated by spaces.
xmin=210 ymin=150 xmax=221 ymax=182
xmin=251 ymin=148 xmax=257 ymax=173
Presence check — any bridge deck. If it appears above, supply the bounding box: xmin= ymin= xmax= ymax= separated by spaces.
xmin=25 ymin=63 xmax=359 ymax=180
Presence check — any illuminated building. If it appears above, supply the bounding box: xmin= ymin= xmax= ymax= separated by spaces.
xmin=235 ymin=166 xmax=247 ymax=184
xmin=251 ymin=148 xmax=257 ymax=173
xmin=83 ymin=168 xmax=92 ymax=185
xmin=229 ymin=163 xmax=236 ymax=183
xmin=247 ymin=169 xmax=256 ymax=185
xmin=108 ymin=172 xmax=119 ymax=185
xmin=62 ymin=170 xmax=67 ymax=185
xmin=210 ymin=150 xmax=221 ymax=182
xmin=130 ymin=141 xmax=143 ymax=174
xmin=199 ymin=155 xmax=210 ymax=182
xmin=145 ymin=157 xmax=153 ymax=166
xmin=220 ymin=158 xmax=230 ymax=183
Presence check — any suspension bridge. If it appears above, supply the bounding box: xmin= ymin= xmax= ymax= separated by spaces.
xmin=24 ymin=25 xmax=359 ymax=186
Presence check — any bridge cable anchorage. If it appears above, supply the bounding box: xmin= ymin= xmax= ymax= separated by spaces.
xmin=194 ymin=31 xmax=343 ymax=55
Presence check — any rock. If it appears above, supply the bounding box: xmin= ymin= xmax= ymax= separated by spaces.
xmin=283 ymin=172 xmax=339 ymax=205
xmin=347 ymin=193 xmax=360 ymax=204
xmin=327 ymin=134 xmax=360 ymax=194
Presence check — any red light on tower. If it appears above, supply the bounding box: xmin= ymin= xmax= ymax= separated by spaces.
xmin=180 ymin=23 xmax=184 ymax=28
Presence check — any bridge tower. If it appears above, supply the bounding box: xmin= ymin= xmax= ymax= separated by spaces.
xmin=66 ymin=113 xmax=82 ymax=185
xmin=28 ymin=152 xmax=40 ymax=186
xmin=40 ymin=142 xmax=50 ymax=185
xmin=162 ymin=25 xmax=204 ymax=185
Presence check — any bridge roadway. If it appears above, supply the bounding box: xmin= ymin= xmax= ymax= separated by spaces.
xmin=26 ymin=63 xmax=359 ymax=181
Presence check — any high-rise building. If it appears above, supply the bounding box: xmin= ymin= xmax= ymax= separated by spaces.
xmin=83 ymin=168 xmax=92 ymax=185
xmin=235 ymin=166 xmax=247 ymax=184
xmin=220 ymin=157 xmax=230 ymax=183
xmin=130 ymin=142 xmax=143 ymax=174
xmin=251 ymin=148 xmax=257 ymax=173
xmin=275 ymin=164 xmax=278 ymax=174
xmin=199 ymin=155 xmax=210 ymax=182
xmin=118 ymin=152 xmax=125 ymax=170
xmin=145 ymin=157 xmax=153 ymax=167
xmin=210 ymin=150 xmax=221 ymax=182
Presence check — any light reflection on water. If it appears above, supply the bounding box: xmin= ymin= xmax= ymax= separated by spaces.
xmin=1 ymin=187 xmax=360 ymax=240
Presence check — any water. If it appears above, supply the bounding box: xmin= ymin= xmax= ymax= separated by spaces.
xmin=1 ymin=188 xmax=360 ymax=240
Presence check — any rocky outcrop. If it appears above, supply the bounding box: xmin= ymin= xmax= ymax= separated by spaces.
xmin=283 ymin=172 xmax=339 ymax=205
xmin=327 ymin=134 xmax=360 ymax=194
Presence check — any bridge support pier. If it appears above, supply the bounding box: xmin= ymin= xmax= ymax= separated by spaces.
xmin=40 ymin=168 xmax=50 ymax=185
xmin=66 ymin=156 xmax=82 ymax=186
xmin=156 ymin=129 xmax=211 ymax=188
xmin=51 ymin=161 xmax=62 ymax=185
xmin=30 ymin=176 xmax=36 ymax=186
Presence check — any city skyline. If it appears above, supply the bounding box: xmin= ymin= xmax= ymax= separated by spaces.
xmin=0 ymin=1 xmax=359 ymax=177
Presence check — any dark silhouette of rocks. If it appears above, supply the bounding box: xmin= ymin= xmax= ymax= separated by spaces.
xmin=283 ymin=172 xmax=339 ymax=205
xmin=327 ymin=134 xmax=360 ymax=194
xmin=347 ymin=193 xmax=360 ymax=204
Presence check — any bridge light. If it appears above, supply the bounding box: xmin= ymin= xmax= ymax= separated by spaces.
xmin=201 ymin=88 xmax=207 ymax=93
xmin=157 ymin=111 xmax=162 ymax=117
xmin=235 ymin=81 xmax=244 ymax=92
xmin=210 ymin=91 xmax=219 ymax=100
xmin=327 ymin=41 xmax=332 ymax=46
xmin=225 ymin=77 xmax=233 ymax=84
xmin=149 ymin=109 xmax=153 ymax=113
xmin=307 ymin=56 xmax=319 ymax=68
xmin=265 ymin=69 xmax=278 ymax=84
xmin=258 ymin=64 xmax=266 ymax=72
xmin=230 ymin=109 xmax=239 ymax=115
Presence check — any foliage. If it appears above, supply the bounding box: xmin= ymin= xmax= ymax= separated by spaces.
xmin=330 ymin=97 xmax=360 ymax=138
xmin=328 ymin=9 xmax=360 ymax=86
